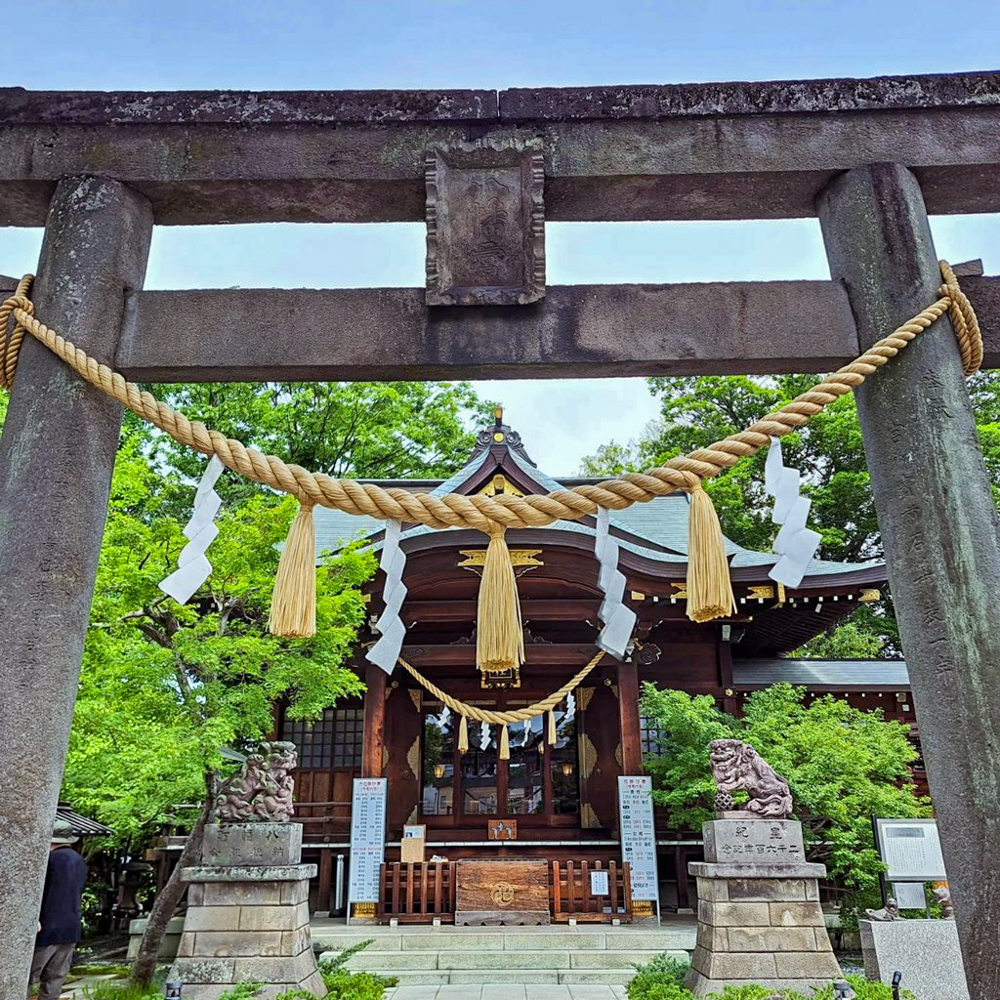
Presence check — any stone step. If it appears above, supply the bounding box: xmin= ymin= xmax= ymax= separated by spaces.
xmin=371 ymin=970 xmax=638 ymax=986
xmin=312 ymin=928 xmax=696 ymax=953
xmin=336 ymin=948 xmax=691 ymax=972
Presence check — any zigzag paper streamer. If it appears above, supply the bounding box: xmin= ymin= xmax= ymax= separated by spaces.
xmin=366 ymin=520 xmax=407 ymax=675
xmin=159 ymin=455 xmax=225 ymax=604
xmin=764 ymin=436 xmax=822 ymax=589
xmin=594 ymin=507 xmax=637 ymax=658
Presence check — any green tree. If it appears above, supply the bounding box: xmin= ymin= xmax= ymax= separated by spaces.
xmin=150 ymin=381 xmax=494 ymax=512
xmin=582 ymin=373 xmax=1000 ymax=656
xmin=639 ymin=683 xmax=926 ymax=895
xmin=62 ymin=424 xmax=376 ymax=985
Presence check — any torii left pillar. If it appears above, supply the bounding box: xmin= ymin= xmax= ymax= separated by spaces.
xmin=0 ymin=177 xmax=152 ymax=996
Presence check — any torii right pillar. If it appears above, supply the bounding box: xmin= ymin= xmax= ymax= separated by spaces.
xmin=818 ymin=163 xmax=1000 ymax=997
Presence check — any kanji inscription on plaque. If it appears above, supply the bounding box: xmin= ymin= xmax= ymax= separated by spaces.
xmin=425 ymin=138 xmax=545 ymax=306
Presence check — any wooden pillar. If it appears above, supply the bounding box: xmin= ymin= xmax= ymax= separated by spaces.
xmin=818 ymin=162 xmax=1000 ymax=997
xmin=617 ymin=661 xmax=643 ymax=775
xmin=362 ymin=664 xmax=387 ymax=778
xmin=0 ymin=177 xmax=152 ymax=996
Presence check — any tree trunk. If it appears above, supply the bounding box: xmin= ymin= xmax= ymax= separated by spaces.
xmin=130 ymin=779 xmax=213 ymax=987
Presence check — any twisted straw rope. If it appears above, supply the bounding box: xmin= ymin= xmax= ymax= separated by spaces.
xmin=398 ymin=651 xmax=604 ymax=724
xmin=0 ymin=262 xmax=981 ymax=534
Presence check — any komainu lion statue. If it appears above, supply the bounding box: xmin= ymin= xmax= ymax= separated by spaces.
xmin=708 ymin=738 xmax=793 ymax=819
xmin=216 ymin=741 xmax=298 ymax=823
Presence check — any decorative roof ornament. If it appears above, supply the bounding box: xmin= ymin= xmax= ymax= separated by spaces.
xmin=470 ymin=406 xmax=537 ymax=466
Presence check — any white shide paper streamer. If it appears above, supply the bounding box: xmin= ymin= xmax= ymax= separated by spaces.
xmin=764 ymin=436 xmax=822 ymax=589
xmin=159 ymin=455 xmax=225 ymax=604
xmin=366 ymin=520 xmax=407 ymax=675
xmin=594 ymin=507 xmax=637 ymax=658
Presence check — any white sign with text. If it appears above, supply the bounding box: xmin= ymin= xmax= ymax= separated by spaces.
xmin=347 ymin=777 xmax=387 ymax=921
xmin=618 ymin=775 xmax=660 ymax=912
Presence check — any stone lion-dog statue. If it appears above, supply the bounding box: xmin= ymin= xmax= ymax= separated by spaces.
xmin=708 ymin=738 xmax=793 ymax=819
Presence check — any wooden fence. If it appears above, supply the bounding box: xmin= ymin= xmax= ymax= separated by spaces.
xmin=550 ymin=860 xmax=632 ymax=922
xmin=377 ymin=862 xmax=456 ymax=923
xmin=375 ymin=859 xmax=633 ymax=923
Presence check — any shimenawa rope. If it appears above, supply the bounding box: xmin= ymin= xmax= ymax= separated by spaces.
xmin=0 ymin=263 xmax=982 ymax=636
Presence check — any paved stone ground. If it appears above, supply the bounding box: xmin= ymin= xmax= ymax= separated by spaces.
xmin=386 ymin=986 xmax=627 ymax=1000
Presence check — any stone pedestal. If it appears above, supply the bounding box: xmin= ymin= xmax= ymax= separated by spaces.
xmin=685 ymin=820 xmax=842 ymax=997
xmin=171 ymin=823 xmax=324 ymax=1000
xmin=861 ymin=919 xmax=970 ymax=1000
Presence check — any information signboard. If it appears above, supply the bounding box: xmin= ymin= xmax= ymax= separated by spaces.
xmin=875 ymin=818 xmax=946 ymax=881
xmin=347 ymin=777 xmax=387 ymax=922
xmin=617 ymin=775 xmax=660 ymax=919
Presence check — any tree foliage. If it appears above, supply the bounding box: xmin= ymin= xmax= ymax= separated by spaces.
xmin=582 ymin=373 xmax=1000 ymax=656
xmin=639 ymin=683 xmax=927 ymax=893
xmin=150 ymin=381 xmax=494 ymax=512
xmin=63 ymin=431 xmax=375 ymax=843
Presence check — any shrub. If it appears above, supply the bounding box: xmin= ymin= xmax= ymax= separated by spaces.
xmin=787 ymin=974 xmax=916 ymax=1000
xmin=627 ymin=952 xmax=693 ymax=1000
xmin=318 ymin=939 xmax=398 ymax=1000
xmin=80 ymin=983 xmax=164 ymax=1000
xmin=217 ymin=985 xmax=266 ymax=1000
xmin=706 ymin=987 xmax=775 ymax=1000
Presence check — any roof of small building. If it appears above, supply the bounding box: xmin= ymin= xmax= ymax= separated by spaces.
xmin=56 ymin=805 xmax=113 ymax=837
xmin=313 ymin=414 xmax=884 ymax=584
xmin=733 ymin=658 xmax=910 ymax=689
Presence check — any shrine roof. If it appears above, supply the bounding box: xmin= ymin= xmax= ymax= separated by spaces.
xmin=313 ymin=416 xmax=884 ymax=585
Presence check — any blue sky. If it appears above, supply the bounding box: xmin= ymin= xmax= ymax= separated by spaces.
xmin=1 ymin=0 xmax=998 ymax=472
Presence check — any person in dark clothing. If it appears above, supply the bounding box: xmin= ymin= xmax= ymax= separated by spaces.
xmin=30 ymin=818 xmax=88 ymax=1000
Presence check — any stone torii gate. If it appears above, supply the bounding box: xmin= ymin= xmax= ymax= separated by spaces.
xmin=1 ymin=73 xmax=1000 ymax=995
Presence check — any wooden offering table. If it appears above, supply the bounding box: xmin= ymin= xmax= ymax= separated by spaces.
xmin=455 ymin=858 xmax=550 ymax=925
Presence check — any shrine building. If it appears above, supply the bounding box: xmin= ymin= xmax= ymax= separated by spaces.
xmin=275 ymin=412 xmax=916 ymax=917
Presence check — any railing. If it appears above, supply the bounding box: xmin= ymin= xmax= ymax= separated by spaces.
xmin=550 ymin=859 xmax=632 ymax=922
xmin=293 ymin=800 xmax=352 ymax=841
xmin=378 ymin=862 xmax=456 ymax=923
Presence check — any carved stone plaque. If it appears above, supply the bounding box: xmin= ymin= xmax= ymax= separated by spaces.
xmin=425 ymin=138 xmax=545 ymax=306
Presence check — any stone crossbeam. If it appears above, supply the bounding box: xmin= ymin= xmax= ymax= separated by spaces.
xmin=1 ymin=71 xmax=999 ymax=224
xmin=112 ymin=276 xmax=999 ymax=381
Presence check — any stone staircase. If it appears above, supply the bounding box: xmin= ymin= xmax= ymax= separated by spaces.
xmin=313 ymin=920 xmax=696 ymax=986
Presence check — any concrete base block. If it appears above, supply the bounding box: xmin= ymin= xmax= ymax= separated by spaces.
xmin=860 ymin=919 xmax=970 ymax=1000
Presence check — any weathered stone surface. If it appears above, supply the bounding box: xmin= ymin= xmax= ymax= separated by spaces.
xmin=727 ymin=878 xmax=807 ymax=901
xmin=703 ymin=819 xmax=805 ymax=864
xmin=425 ymin=138 xmax=545 ymax=306
xmin=773 ymin=951 xmax=842 ymax=978
xmin=171 ymin=958 xmax=237 ymax=983
xmin=182 ymin=864 xmax=317 ymax=882
xmin=239 ymin=901 xmax=310 ymax=931
xmin=695 ymin=878 xmax=729 ymax=902
xmin=727 ymin=926 xmax=817 ymax=952
xmin=193 ymin=930 xmax=285 ymax=958
xmin=202 ymin=880 xmax=282 ymax=906
xmin=0 ymin=177 xmax=152 ymax=999
xmin=861 ymin=919 xmax=970 ymax=1000
xmin=115 ymin=278 xmax=895 ymax=383
xmin=768 ymin=901 xmax=826 ymax=927
xmin=698 ymin=901 xmax=770 ymax=927
xmin=692 ymin=947 xmax=777 ymax=979
xmin=203 ymin=822 xmax=302 ymax=866
xmin=818 ymin=163 xmax=1000 ymax=1000
xmin=689 ymin=861 xmax=826 ymax=880
xmin=3 ymin=75 xmax=1000 ymax=224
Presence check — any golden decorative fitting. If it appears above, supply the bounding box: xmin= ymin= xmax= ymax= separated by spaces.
xmin=458 ymin=548 xmax=542 ymax=568
xmin=580 ymin=802 xmax=602 ymax=829
xmin=579 ymin=734 xmax=599 ymax=779
xmin=493 ymin=432 xmax=505 ymax=442
xmin=671 ymin=582 xmax=688 ymax=599
xmin=576 ymin=687 xmax=595 ymax=712
xmin=490 ymin=881 xmax=516 ymax=905
xmin=408 ymin=689 xmax=422 ymax=712
xmin=406 ymin=737 xmax=420 ymax=780
xmin=725 ymin=688 xmax=735 ymax=696
xmin=747 ymin=585 xmax=775 ymax=600
xmin=630 ymin=590 xmax=646 ymax=601
xmin=351 ymin=902 xmax=377 ymax=918
xmin=859 ymin=588 xmax=882 ymax=603
xmin=476 ymin=473 xmax=526 ymax=498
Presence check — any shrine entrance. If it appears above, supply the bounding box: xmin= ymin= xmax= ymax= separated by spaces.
xmin=3 ymin=73 xmax=1000 ymax=997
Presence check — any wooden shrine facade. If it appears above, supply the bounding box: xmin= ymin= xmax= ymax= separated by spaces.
xmin=274 ymin=415 xmax=913 ymax=912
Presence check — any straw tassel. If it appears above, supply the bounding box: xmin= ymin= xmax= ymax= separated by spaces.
xmin=685 ymin=485 xmax=736 ymax=623
xmin=499 ymin=724 xmax=510 ymax=761
xmin=547 ymin=710 xmax=557 ymax=747
xmin=458 ymin=715 xmax=469 ymax=755
xmin=476 ymin=522 xmax=524 ymax=675
xmin=268 ymin=501 xmax=317 ymax=638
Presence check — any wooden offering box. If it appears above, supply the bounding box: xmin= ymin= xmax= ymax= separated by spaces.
xmin=455 ymin=858 xmax=550 ymax=925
